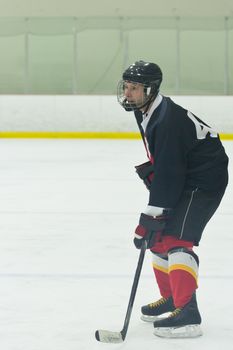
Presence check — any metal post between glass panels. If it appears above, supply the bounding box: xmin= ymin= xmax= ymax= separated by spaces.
xmin=224 ymin=16 xmax=229 ymax=95
xmin=24 ymin=18 xmax=29 ymax=94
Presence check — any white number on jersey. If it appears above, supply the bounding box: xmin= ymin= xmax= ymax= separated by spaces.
xmin=187 ymin=111 xmax=218 ymax=140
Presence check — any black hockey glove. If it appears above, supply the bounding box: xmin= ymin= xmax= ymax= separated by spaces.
xmin=134 ymin=213 xmax=167 ymax=249
xmin=135 ymin=161 xmax=154 ymax=190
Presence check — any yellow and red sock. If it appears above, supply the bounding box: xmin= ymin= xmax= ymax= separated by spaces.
xmin=152 ymin=253 xmax=172 ymax=298
xmin=168 ymin=248 xmax=199 ymax=308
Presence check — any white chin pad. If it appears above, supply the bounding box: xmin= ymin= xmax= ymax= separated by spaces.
xmin=146 ymin=87 xmax=151 ymax=95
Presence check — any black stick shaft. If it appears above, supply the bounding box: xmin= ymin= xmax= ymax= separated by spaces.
xmin=121 ymin=240 xmax=147 ymax=340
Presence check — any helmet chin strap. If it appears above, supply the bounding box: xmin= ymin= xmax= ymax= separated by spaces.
xmin=123 ymin=95 xmax=155 ymax=112
xmin=122 ymin=99 xmax=137 ymax=111
xmin=139 ymin=92 xmax=157 ymax=114
xmin=122 ymin=90 xmax=158 ymax=112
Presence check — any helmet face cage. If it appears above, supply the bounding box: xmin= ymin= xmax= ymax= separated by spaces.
xmin=117 ymin=79 xmax=158 ymax=111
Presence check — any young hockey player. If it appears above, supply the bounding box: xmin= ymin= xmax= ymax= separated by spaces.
xmin=117 ymin=60 xmax=228 ymax=338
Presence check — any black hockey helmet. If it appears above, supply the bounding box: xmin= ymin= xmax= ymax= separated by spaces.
xmin=117 ymin=60 xmax=163 ymax=111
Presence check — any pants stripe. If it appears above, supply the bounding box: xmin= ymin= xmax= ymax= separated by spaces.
xmin=179 ymin=188 xmax=197 ymax=239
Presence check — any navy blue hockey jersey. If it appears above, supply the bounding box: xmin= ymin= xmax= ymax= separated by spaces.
xmin=135 ymin=96 xmax=229 ymax=208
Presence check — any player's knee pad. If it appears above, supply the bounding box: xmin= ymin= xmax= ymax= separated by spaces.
xmin=168 ymin=246 xmax=199 ymax=266
xmin=151 ymin=252 xmax=168 ymax=270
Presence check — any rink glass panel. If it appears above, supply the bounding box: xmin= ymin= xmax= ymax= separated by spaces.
xmin=0 ymin=17 xmax=232 ymax=95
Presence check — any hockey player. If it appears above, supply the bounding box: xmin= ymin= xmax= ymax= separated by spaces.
xmin=117 ymin=60 xmax=228 ymax=338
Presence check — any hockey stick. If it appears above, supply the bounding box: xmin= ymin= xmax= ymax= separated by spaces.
xmin=95 ymin=239 xmax=147 ymax=343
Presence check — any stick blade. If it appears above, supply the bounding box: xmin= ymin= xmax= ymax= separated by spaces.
xmin=95 ymin=329 xmax=123 ymax=343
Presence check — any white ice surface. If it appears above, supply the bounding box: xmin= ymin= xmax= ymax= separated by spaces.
xmin=0 ymin=138 xmax=232 ymax=350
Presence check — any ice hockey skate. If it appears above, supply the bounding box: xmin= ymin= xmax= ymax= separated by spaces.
xmin=141 ymin=296 xmax=175 ymax=322
xmin=153 ymin=294 xmax=203 ymax=338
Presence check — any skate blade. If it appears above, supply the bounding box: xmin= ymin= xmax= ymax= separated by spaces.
xmin=154 ymin=324 xmax=203 ymax=338
xmin=141 ymin=314 xmax=168 ymax=323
